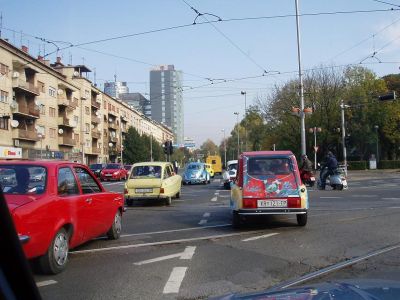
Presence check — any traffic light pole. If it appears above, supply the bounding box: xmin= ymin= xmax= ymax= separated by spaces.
xmin=340 ymin=99 xmax=347 ymax=176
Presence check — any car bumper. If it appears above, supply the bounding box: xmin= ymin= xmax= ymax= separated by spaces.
xmin=237 ymin=208 xmax=307 ymax=215
xmin=184 ymin=178 xmax=206 ymax=184
xmin=125 ymin=194 xmax=167 ymax=200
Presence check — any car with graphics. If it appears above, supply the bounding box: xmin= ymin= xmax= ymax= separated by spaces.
xmin=1 ymin=160 xmax=124 ymax=274
xmin=222 ymin=160 xmax=238 ymax=189
xmin=89 ymin=163 xmax=106 ymax=178
xmin=230 ymin=151 xmax=308 ymax=228
xmin=183 ymin=162 xmax=210 ymax=185
xmin=100 ymin=163 xmax=129 ymax=181
xmin=205 ymin=163 xmax=215 ymax=178
xmin=124 ymin=162 xmax=182 ymax=206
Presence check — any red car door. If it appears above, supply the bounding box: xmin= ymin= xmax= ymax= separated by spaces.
xmin=73 ymin=166 xmax=117 ymax=239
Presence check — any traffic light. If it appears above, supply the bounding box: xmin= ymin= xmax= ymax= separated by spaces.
xmin=163 ymin=141 xmax=169 ymax=154
xmin=378 ymin=91 xmax=396 ymax=101
xmin=169 ymin=141 xmax=174 ymax=155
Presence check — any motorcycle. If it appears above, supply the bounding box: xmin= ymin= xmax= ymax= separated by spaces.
xmin=317 ymin=166 xmax=348 ymax=190
xmin=300 ymin=170 xmax=316 ymax=187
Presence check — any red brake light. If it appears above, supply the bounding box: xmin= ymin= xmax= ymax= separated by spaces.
xmin=124 ymin=188 xmax=128 ymax=194
xmin=243 ymin=198 xmax=257 ymax=208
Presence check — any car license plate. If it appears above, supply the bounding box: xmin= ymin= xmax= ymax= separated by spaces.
xmin=310 ymin=177 xmax=315 ymax=181
xmin=105 ymin=174 xmax=112 ymax=176
xmin=135 ymin=188 xmax=153 ymax=193
xmin=257 ymin=199 xmax=287 ymax=208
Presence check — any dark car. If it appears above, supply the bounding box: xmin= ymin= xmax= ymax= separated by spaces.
xmin=89 ymin=163 xmax=106 ymax=178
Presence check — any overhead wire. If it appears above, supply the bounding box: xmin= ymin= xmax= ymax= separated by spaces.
xmin=371 ymin=0 xmax=400 ymax=8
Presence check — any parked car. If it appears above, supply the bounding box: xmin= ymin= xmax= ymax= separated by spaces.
xmin=89 ymin=163 xmax=106 ymax=178
xmin=124 ymin=162 xmax=182 ymax=206
xmin=230 ymin=151 xmax=308 ymax=228
xmin=222 ymin=160 xmax=238 ymax=189
xmin=205 ymin=163 xmax=215 ymax=178
xmin=1 ymin=160 xmax=124 ymax=274
xmin=100 ymin=163 xmax=128 ymax=181
xmin=183 ymin=162 xmax=210 ymax=185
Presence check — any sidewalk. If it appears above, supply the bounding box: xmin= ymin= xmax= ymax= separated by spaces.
xmin=345 ymin=169 xmax=400 ymax=181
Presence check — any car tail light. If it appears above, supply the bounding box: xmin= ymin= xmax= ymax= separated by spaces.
xmin=287 ymin=197 xmax=301 ymax=208
xmin=243 ymin=198 xmax=257 ymax=208
xmin=124 ymin=188 xmax=128 ymax=194
xmin=160 ymin=187 xmax=164 ymax=194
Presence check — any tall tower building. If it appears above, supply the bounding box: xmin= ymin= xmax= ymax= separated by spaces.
xmin=150 ymin=65 xmax=183 ymax=144
xmin=104 ymin=81 xmax=129 ymax=98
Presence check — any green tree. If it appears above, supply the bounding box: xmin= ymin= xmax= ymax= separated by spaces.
xmin=200 ymin=139 xmax=219 ymax=157
xmin=122 ymin=127 xmax=147 ymax=163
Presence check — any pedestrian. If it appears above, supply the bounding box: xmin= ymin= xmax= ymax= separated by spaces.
xmin=299 ymin=154 xmax=313 ymax=179
xmin=173 ymin=160 xmax=179 ymax=174
xmin=320 ymin=151 xmax=338 ymax=190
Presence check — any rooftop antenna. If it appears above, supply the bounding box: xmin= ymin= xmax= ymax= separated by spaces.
xmin=94 ymin=67 xmax=97 ymax=87
xmin=69 ymin=52 xmax=72 ymax=65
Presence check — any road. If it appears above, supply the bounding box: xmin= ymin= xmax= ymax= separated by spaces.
xmin=35 ymin=174 xmax=400 ymax=299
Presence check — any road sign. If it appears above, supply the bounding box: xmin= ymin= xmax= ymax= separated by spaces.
xmin=314 ymin=146 xmax=319 ymax=152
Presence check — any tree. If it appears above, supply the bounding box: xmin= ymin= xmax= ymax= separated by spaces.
xmin=200 ymin=139 xmax=219 ymax=157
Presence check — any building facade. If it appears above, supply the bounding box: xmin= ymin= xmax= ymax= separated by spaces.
xmin=119 ymin=92 xmax=151 ymax=117
xmin=150 ymin=65 xmax=183 ymax=144
xmin=104 ymin=81 xmax=129 ymax=98
xmin=0 ymin=39 xmax=173 ymax=164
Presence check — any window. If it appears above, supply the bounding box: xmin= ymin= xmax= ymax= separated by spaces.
xmin=74 ymin=116 xmax=79 ymax=124
xmin=49 ymin=107 xmax=56 ymax=117
xmin=57 ymin=167 xmax=79 ymax=196
xmin=40 ymin=104 xmax=46 ymax=115
xmin=85 ymin=106 xmax=90 ymax=115
xmin=108 ymin=103 xmax=111 ymax=110
xmin=0 ymin=117 xmax=8 ymax=130
xmin=0 ymin=90 xmax=9 ymax=103
xmin=103 ymin=100 xmax=107 ymax=109
xmin=86 ymin=139 xmax=90 ymax=147
xmin=49 ymin=86 xmax=56 ymax=97
xmin=37 ymin=81 xmax=45 ymax=93
xmin=74 ymin=167 xmax=101 ymax=194
xmin=85 ymin=90 xmax=90 ymax=99
xmin=0 ymin=63 xmax=9 ymax=76
xmin=74 ymin=133 xmax=79 ymax=143
xmin=85 ymin=123 xmax=90 ymax=133
xmin=49 ymin=128 xmax=56 ymax=138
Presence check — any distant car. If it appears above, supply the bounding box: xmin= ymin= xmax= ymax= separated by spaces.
xmin=29 ymin=167 xmax=46 ymax=182
xmin=230 ymin=151 xmax=308 ymax=228
xmin=0 ymin=168 xmax=16 ymax=185
xmin=124 ymin=162 xmax=182 ymax=206
xmin=89 ymin=163 xmax=106 ymax=178
xmin=205 ymin=163 xmax=215 ymax=178
xmin=183 ymin=162 xmax=210 ymax=185
xmin=222 ymin=160 xmax=238 ymax=189
xmin=100 ymin=163 xmax=128 ymax=181
xmin=1 ymin=160 xmax=124 ymax=274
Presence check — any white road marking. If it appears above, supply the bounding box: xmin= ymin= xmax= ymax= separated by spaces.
xmin=203 ymin=212 xmax=210 ymax=218
xmin=351 ymin=195 xmax=378 ymax=198
xmin=211 ymin=197 xmax=218 ymax=202
xmin=72 ymin=230 xmax=267 ymax=255
xmin=382 ymin=198 xmax=400 ymax=200
xmin=242 ymin=232 xmax=279 ymax=242
xmin=383 ymin=184 xmax=398 ymax=187
xmin=216 ymin=190 xmax=230 ymax=192
xmin=214 ymin=192 xmax=219 ymax=196
xmin=120 ymin=224 xmax=231 ymax=238
xmin=134 ymin=246 xmax=196 ymax=265
xmin=163 ymin=267 xmax=187 ymax=294
xmin=198 ymin=219 xmax=207 ymax=225
xmin=360 ymin=185 xmax=377 ymax=188
xmin=213 ymin=179 xmax=221 ymax=183
xmin=320 ymin=196 xmax=342 ymax=199
xmin=174 ymin=199 xmax=185 ymax=202
xmin=36 ymin=280 xmax=57 ymax=287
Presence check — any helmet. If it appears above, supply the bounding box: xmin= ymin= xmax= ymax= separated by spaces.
xmin=302 ymin=154 xmax=308 ymax=159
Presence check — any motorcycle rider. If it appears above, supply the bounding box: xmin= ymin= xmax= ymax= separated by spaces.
xmin=299 ymin=154 xmax=313 ymax=181
xmin=320 ymin=151 xmax=338 ymax=190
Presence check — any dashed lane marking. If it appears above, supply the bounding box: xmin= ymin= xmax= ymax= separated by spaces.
xmin=382 ymin=198 xmax=400 ymax=200
xmin=242 ymin=232 xmax=279 ymax=242
xmin=36 ymin=280 xmax=57 ymax=287
xmin=134 ymin=246 xmax=196 ymax=265
xmin=163 ymin=267 xmax=187 ymax=294
xmin=203 ymin=212 xmax=210 ymax=218
xmin=198 ymin=219 xmax=207 ymax=225
xmin=319 ymin=196 xmax=342 ymax=199
xmin=351 ymin=195 xmax=378 ymax=198
xmin=211 ymin=197 xmax=218 ymax=202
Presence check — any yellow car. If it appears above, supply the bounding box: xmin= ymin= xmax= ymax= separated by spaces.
xmin=205 ymin=163 xmax=215 ymax=178
xmin=124 ymin=162 xmax=182 ymax=206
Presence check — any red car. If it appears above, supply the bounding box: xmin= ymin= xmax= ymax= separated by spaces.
xmin=1 ymin=160 xmax=124 ymax=274
xmin=100 ymin=163 xmax=129 ymax=181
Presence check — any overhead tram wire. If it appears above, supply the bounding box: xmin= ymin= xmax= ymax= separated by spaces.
xmin=371 ymin=0 xmax=400 ymax=8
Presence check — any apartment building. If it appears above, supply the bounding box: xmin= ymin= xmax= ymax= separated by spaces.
xmin=0 ymin=39 xmax=173 ymax=164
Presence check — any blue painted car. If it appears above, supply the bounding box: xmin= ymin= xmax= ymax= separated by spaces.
xmin=183 ymin=162 xmax=210 ymax=185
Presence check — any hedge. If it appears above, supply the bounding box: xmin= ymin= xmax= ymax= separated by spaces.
xmin=377 ymin=160 xmax=400 ymax=169
xmin=347 ymin=161 xmax=367 ymax=170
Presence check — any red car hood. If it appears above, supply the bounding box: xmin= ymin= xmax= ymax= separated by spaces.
xmin=6 ymin=195 xmax=34 ymax=212
xmin=102 ymin=169 xmax=120 ymax=173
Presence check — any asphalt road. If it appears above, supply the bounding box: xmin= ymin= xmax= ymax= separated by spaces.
xmin=35 ymin=174 xmax=400 ymax=299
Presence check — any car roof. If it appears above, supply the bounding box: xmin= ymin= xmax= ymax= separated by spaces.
xmin=242 ymin=151 xmax=294 ymax=157
xmin=132 ymin=161 xmax=171 ymax=167
xmin=0 ymin=159 xmax=88 ymax=169
xmin=188 ymin=162 xmax=204 ymax=165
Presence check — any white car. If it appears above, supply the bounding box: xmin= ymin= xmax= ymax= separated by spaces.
xmin=222 ymin=160 xmax=238 ymax=189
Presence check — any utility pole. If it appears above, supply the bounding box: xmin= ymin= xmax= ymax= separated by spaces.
xmin=295 ymin=0 xmax=306 ymax=156
xmin=150 ymin=134 xmax=153 ymax=162
xmin=222 ymin=129 xmax=226 ymax=168
xmin=241 ymin=91 xmax=247 ymax=151
xmin=234 ymin=112 xmax=240 ymax=158
xmin=340 ymin=99 xmax=347 ymax=175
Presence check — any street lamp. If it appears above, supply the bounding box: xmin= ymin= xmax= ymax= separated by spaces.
xmin=374 ymin=125 xmax=379 ymax=164
xmin=37 ymin=133 xmax=44 ymax=159
xmin=308 ymin=127 xmax=322 ymax=170
xmin=241 ymin=91 xmax=247 ymax=151
xmin=234 ymin=112 xmax=240 ymax=158
xmin=221 ymin=129 xmax=227 ymax=168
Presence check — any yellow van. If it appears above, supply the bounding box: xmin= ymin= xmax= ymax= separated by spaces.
xmin=206 ymin=155 xmax=222 ymax=175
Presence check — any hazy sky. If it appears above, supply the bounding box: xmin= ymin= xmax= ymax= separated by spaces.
xmin=1 ymin=0 xmax=399 ymax=147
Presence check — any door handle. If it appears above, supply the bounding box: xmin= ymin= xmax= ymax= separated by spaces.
xmin=85 ymin=198 xmax=92 ymax=203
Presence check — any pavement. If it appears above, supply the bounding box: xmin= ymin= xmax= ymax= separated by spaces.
xmin=34 ymin=174 xmax=400 ymax=299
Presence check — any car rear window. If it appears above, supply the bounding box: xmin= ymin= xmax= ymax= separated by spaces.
xmin=247 ymin=157 xmax=292 ymax=176
xmin=0 ymin=165 xmax=46 ymax=195
xmin=105 ymin=164 xmax=119 ymax=169
xmin=187 ymin=164 xmax=201 ymax=170
xmin=131 ymin=166 xmax=162 ymax=178
xmin=90 ymin=164 xmax=103 ymax=170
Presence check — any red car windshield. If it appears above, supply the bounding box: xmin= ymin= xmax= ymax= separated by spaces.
xmin=0 ymin=165 xmax=46 ymax=195
xmin=105 ymin=164 xmax=120 ymax=170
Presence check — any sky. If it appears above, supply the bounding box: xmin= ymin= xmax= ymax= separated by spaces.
xmin=1 ymin=0 xmax=400 ymax=147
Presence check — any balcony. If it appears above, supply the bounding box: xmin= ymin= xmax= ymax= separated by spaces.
xmin=70 ymin=98 xmax=79 ymax=108
xmin=108 ymin=122 xmax=118 ymax=130
xmin=92 ymin=129 xmax=101 ymax=139
xmin=91 ymin=115 xmax=100 ymax=124
xmin=12 ymin=78 xmax=40 ymax=96
xmin=57 ymin=95 xmax=75 ymax=109
xmin=109 ymin=136 xmax=118 ymax=143
xmin=12 ymin=129 xmax=40 ymax=142
xmin=91 ymin=147 xmax=101 ymax=154
xmin=58 ymin=116 xmax=75 ymax=128
xmin=12 ymin=104 xmax=40 ymax=119
xmin=91 ymin=98 xmax=101 ymax=109
xmin=58 ymin=136 xmax=76 ymax=147
xmin=108 ymin=110 xmax=118 ymax=117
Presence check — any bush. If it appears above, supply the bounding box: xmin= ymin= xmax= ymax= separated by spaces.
xmin=347 ymin=161 xmax=367 ymax=170
xmin=377 ymin=160 xmax=400 ymax=169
